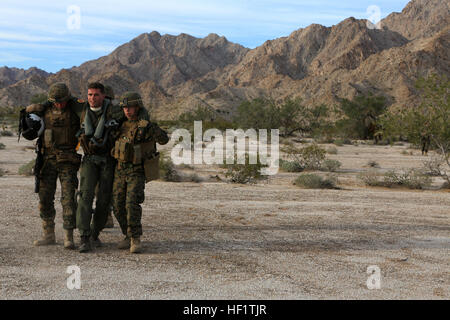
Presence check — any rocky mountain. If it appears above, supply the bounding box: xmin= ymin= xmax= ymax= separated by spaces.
xmin=0 ymin=0 xmax=448 ymax=119
xmin=0 ymin=66 xmax=49 ymax=90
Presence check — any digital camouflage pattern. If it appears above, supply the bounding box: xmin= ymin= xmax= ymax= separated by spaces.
xmin=113 ymin=165 xmax=146 ymax=238
xmin=112 ymin=93 xmax=168 ymax=239
xmin=38 ymin=157 xmax=79 ymax=230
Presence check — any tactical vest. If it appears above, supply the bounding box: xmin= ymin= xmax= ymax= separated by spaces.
xmin=42 ymin=104 xmax=80 ymax=154
xmin=113 ymin=120 xmax=156 ymax=165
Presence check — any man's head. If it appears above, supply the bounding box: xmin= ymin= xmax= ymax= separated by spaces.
xmin=120 ymin=92 xmax=143 ymax=120
xmin=48 ymin=83 xmax=71 ymax=109
xmin=87 ymin=82 xmax=106 ymax=110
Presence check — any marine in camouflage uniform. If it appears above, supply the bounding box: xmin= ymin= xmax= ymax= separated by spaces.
xmin=75 ymin=82 xmax=124 ymax=253
xmin=112 ymin=92 xmax=169 ymax=253
xmin=26 ymin=83 xmax=85 ymax=249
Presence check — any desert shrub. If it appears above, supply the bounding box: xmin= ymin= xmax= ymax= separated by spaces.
xmin=0 ymin=130 xmax=13 ymax=137
xmin=0 ymin=168 xmax=5 ymax=177
xmin=359 ymin=169 xmax=432 ymax=189
xmin=321 ymin=159 xmax=342 ymax=172
xmin=279 ymin=159 xmax=304 ymax=172
xmin=159 ymin=154 xmax=181 ymax=182
xmin=184 ymin=173 xmax=203 ymax=183
xmin=18 ymin=159 xmax=35 ymax=176
xmin=0 ymin=143 xmax=5 ymax=150
xmin=224 ymin=154 xmax=267 ymax=184
xmin=327 ymin=146 xmax=338 ymax=154
xmin=333 ymin=139 xmax=344 ymax=146
xmin=294 ymin=173 xmax=338 ymax=189
xmin=283 ymin=143 xmax=326 ymax=170
xmin=442 ymin=181 xmax=450 ymax=189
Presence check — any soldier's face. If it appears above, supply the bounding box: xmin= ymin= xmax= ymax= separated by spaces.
xmin=124 ymin=105 xmax=139 ymax=120
xmin=88 ymin=88 xmax=105 ymax=109
xmin=53 ymin=101 xmax=67 ymax=109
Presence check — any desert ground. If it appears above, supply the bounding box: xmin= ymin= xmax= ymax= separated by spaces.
xmin=0 ymin=133 xmax=448 ymax=300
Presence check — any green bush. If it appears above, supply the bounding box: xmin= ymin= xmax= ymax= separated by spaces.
xmin=359 ymin=169 xmax=432 ymax=189
xmin=224 ymin=154 xmax=267 ymax=184
xmin=321 ymin=159 xmax=342 ymax=172
xmin=279 ymin=159 xmax=304 ymax=172
xmin=294 ymin=174 xmax=338 ymax=189
xmin=0 ymin=130 xmax=14 ymax=137
xmin=283 ymin=143 xmax=326 ymax=170
xmin=19 ymin=159 xmax=35 ymax=176
xmin=0 ymin=168 xmax=5 ymax=177
xmin=0 ymin=143 xmax=5 ymax=150
xmin=159 ymin=154 xmax=181 ymax=182
xmin=333 ymin=139 xmax=344 ymax=146
xmin=327 ymin=146 xmax=338 ymax=154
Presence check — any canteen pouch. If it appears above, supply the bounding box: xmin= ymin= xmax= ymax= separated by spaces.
xmin=144 ymin=152 xmax=160 ymax=183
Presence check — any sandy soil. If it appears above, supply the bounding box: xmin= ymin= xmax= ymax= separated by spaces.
xmin=0 ymin=134 xmax=448 ymax=300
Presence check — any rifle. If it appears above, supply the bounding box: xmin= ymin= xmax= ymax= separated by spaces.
xmin=34 ymin=137 xmax=44 ymax=193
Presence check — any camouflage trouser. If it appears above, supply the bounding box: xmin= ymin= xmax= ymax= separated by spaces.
xmin=76 ymin=155 xmax=115 ymax=237
xmin=39 ymin=157 xmax=79 ymax=230
xmin=112 ymin=164 xmax=145 ymax=238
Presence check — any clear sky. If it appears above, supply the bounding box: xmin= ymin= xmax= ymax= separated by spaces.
xmin=0 ymin=0 xmax=410 ymax=73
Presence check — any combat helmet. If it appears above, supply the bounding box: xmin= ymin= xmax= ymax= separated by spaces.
xmin=104 ymin=85 xmax=115 ymax=100
xmin=120 ymin=92 xmax=143 ymax=108
xmin=48 ymin=82 xmax=71 ymax=103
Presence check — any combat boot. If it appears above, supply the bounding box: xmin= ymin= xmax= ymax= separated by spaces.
xmin=64 ymin=229 xmax=75 ymax=250
xmin=90 ymin=234 xmax=102 ymax=248
xmin=33 ymin=220 xmax=56 ymax=246
xmin=105 ymin=212 xmax=114 ymax=228
xmin=130 ymin=237 xmax=141 ymax=254
xmin=79 ymin=236 xmax=91 ymax=253
xmin=117 ymin=236 xmax=131 ymax=250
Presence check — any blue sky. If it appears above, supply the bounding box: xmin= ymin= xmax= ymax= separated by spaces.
xmin=0 ymin=0 xmax=410 ymax=73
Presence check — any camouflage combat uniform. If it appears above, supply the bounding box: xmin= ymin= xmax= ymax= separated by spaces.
xmin=112 ymin=93 xmax=168 ymax=253
xmin=26 ymin=83 xmax=85 ymax=249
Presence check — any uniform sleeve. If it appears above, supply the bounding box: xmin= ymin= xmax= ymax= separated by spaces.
xmin=68 ymin=98 xmax=86 ymax=118
xmin=25 ymin=103 xmax=45 ymax=116
xmin=146 ymin=122 xmax=169 ymax=145
xmin=109 ymin=103 xmax=126 ymax=123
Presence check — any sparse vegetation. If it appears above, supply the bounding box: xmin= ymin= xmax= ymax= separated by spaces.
xmin=0 ymin=130 xmax=14 ymax=137
xmin=282 ymin=143 xmax=327 ymax=171
xmin=335 ymin=93 xmax=387 ymax=139
xmin=327 ymin=146 xmax=338 ymax=155
xmin=234 ymin=98 xmax=330 ymax=137
xmin=359 ymin=169 xmax=432 ymax=189
xmin=294 ymin=173 xmax=338 ymax=189
xmin=381 ymin=74 xmax=449 ymax=185
xmin=321 ymin=159 xmax=342 ymax=172
xmin=0 ymin=168 xmax=5 ymax=177
xmin=18 ymin=159 xmax=35 ymax=176
xmin=279 ymin=159 xmax=304 ymax=172
xmin=224 ymin=154 xmax=267 ymax=184
xmin=0 ymin=142 xmax=5 ymax=150
xmin=159 ymin=153 xmax=181 ymax=182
